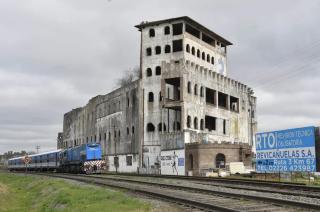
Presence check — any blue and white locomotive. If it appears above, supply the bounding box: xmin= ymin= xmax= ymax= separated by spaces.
xmin=7 ymin=143 xmax=106 ymax=174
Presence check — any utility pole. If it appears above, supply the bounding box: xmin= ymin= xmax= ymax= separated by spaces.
xmin=36 ymin=145 xmax=40 ymax=153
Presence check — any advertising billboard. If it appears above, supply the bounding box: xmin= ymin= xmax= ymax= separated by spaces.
xmin=160 ymin=149 xmax=185 ymax=175
xmin=255 ymin=126 xmax=316 ymax=172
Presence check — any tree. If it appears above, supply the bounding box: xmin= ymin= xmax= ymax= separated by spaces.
xmin=116 ymin=66 xmax=140 ymax=87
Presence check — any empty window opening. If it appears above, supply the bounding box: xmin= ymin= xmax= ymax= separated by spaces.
xmin=191 ymin=47 xmax=195 ymax=55
xmin=205 ymin=87 xmax=216 ymax=104
xmin=205 ymin=115 xmax=216 ymax=131
xmin=156 ymin=66 xmax=161 ymax=75
xmin=194 ymin=84 xmax=198 ymax=95
xmin=218 ymin=92 xmax=228 ymax=108
xmin=146 ymin=48 xmax=152 ymax=56
xmin=186 ymin=44 xmax=190 ymax=53
xmin=147 ymin=123 xmax=155 ymax=132
xmin=230 ymin=96 xmax=239 ymax=112
xmin=165 ymin=45 xmax=171 ymax=53
xmin=149 ymin=28 xmax=155 ymax=37
xmin=158 ymin=123 xmax=167 ymax=132
xmin=159 ymin=91 xmax=162 ymax=102
xmin=187 ymin=116 xmax=191 ymax=128
xmin=164 ymin=26 xmax=170 ymax=35
xmin=127 ymin=97 xmax=130 ymax=107
xmin=202 ymin=52 xmax=205 ymax=60
xmin=207 ymin=54 xmax=210 ymax=62
xmin=165 ymin=77 xmax=180 ymax=101
xmin=223 ymin=119 xmax=226 ymax=134
xmin=173 ymin=121 xmax=181 ymax=131
xmin=200 ymin=86 xmax=204 ymax=97
xmin=211 ymin=57 xmax=215 ymax=64
xmin=197 ymin=49 xmax=200 ymax=58
xmin=148 ymin=92 xmax=154 ymax=102
xmin=172 ymin=39 xmax=183 ymax=52
xmin=189 ymin=154 xmax=194 ymax=169
xmin=202 ymin=33 xmax=215 ymax=46
xmin=187 ymin=81 xmax=191 ymax=94
xmin=132 ymin=126 xmax=135 ymax=135
xmin=126 ymin=156 xmax=132 ymax=166
xmin=194 ymin=117 xmax=198 ymax=129
xmin=155 ymin=46 xmax=161 ymax=54
xmin=114 ymin=156 xmax=119 ymax=167
xmin=127 ymin=127 xmax=129 ymax=135
xmin=172 ymin=23 xmax=183 ymax=35
xmin=216 ymin=153 xmax=226 ymax=168
xmin=185 ymin=24 xmax=200 ymax=38
xmin=118 ymin=130 xmax=120 ymax=138
xmin=200 ymin=119 xmax=204 ymax=130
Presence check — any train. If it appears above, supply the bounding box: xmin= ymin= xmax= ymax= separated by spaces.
xmin=7 ymin=143 xmax=106 ymax=174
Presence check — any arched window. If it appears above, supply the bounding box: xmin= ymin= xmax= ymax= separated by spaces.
xmin=207 ymin=54 xmax=210 ymax=62
xmin=148 ymin=92 xmax=154 ymax=102
xmin=187 ymin=116 xmax=191 ymax=128
xmin=202 ymin=52 xmax=205 ymax=60
xmin=146 ymin=68 xmax=152 ymax=77
xmin=194 ymin=117 xmax=198 ymax=129
xmin=132 ymin=126 xmax=135 ymax=135
xmin=155 ymin=46 xmax=161 ymax=54
xmin=189 ymin=154 xmax=193 ymax=169
xmin=155 ymin=66 xmax=161 ymax=75
xmin=164 ymin=26 xmax=170 ymax=35
xmin=200 ymin=119 xmax=204 ymax=130
xmin=191 ymin=47 xmax=195 ymax=55
xmin=194 ymin=84 xmax=198 ymax=95
xmin=146 ymin=47 xmax=152 ymax=56
xmin=200 ymin=86 xmax=204 ymax=97
xmin=147 ymin=123 xmax=155 ymax=132
xmin=216 ymin=153 xmax=226 ymax=168
xmin=211 ymin=56 xmax=215 ymax=64
xmin=197 ymin=49 xmax=200 ymax=58
xmin=149 ymin=28 xmax=155 ymax=37
xmin=187 ymin=81 xmax=191 ymax=94
xmin=158 ymin=123 xmax=167 ymax=132
xmin=186 ymin=44 xmax=190 ymax=53
xmin=165 ymin=45 xmax=171 ymax=53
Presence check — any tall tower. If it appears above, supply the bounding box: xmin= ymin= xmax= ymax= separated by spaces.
xmin=135 ymin=17 xmax=252 ymax=175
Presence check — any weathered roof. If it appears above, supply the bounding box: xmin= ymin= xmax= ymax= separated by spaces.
xmin=135 ymin=16 xmax=232 ymax=46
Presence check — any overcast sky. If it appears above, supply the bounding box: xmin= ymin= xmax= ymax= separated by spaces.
xmin=0 ymin=0 xmax=319 ymax=154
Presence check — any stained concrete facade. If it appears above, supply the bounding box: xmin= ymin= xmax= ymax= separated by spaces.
xmin=59 ymin=16 xmax=257 ymax=175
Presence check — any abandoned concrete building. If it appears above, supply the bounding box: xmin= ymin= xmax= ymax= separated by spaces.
xmin=58 ymin=16 xmax=257 ymax=176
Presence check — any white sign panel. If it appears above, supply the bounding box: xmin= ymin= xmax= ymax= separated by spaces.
xmin=160 ymin=149 xmax=185 ymax=175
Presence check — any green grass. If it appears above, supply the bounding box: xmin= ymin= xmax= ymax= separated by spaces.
xmin=0 ymin=172 xmax=151 ymax=212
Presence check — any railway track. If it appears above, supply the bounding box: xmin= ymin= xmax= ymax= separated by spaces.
xmin=37 ymin=173 xmax=319 ymax=211
xmin=100 ymin=174 xmax=320 ymax=199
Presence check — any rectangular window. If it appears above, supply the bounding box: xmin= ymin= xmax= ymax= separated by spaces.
xmin=172 ymin=23 xmax=183 ymax=35
xmin=205 ymin=87 xmax=216 ymax=105
xmin=223 ymin=119 xmax=226 ymax=134
xmin=218 ymin=92 xmax=228 ymax=108
xmin=202 ymin=33 xmax=215 ymax=46
xmin=230 ymin=96 xmax=239 ymax=112
xmin=114 ymin=156 xmax=119 ymax=167
xmin=126 ymin=156 xmax=132 ymax=166
xmin=185 ymin=24 xmax=200 ymax=38
xmin=172 ymin=39 xmax=183 ymax=52
xmin=205 ymin=115 xmax=216 ymax=131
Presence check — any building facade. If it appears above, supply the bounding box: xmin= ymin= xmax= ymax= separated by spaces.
xmin=59 ymin=16 xmax=257 ymax=176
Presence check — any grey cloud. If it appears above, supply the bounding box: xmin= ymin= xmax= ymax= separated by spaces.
xmin=0 ymin=0 xmax=319 ymax=153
